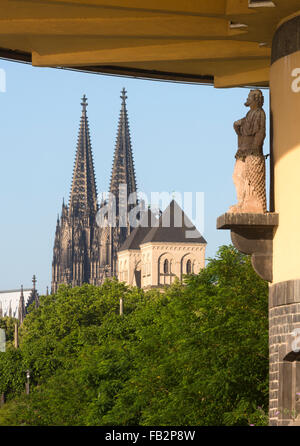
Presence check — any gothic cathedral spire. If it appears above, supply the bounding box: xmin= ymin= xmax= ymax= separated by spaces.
xmin=52 ymin=91 xmax=139 ymax=291
xmin=105 ymin=89 xmax=138 ymax=276
xmin=109 ymin=88 xmax=137 ymax=199
xmin=51 ymin=96 xmax=102 ymax=292
xmin=69 ymin=95 xmax=98 ymax=219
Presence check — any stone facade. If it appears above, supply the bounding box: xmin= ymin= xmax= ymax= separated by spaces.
xmin=119 ymin=243 xmax=205 ymax=289
xmin=269 ymin=280 xmax=300 ymax=426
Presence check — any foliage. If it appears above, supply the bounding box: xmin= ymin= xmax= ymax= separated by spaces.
xmin=0 ymin=349 xmax=26 ymax=400
xmin=0 ymin=246 xmax=269 ymax=426
xmin=0 ymin=317 xmax=18 ymax=344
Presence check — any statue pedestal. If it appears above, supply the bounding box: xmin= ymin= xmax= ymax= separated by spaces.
xmin=217 ymin=213 xmax=279 ymax=282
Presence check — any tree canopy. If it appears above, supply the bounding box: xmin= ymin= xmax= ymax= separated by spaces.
xmin=0 ymin=246 xmax=269 ymax=426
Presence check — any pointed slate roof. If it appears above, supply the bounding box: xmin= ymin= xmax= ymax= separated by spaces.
xmin=119 ymin=209 xmax=156 ymax=252
xmin=109 ymin=88 xmax=137 ymax=200
xmin=141 ymin=200 xmax=207 ymax=245
xmin=69 ymin=95 xmax=98 ymax=218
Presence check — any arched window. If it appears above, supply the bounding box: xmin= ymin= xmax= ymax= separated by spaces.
xmin=186 ymin=259 xmax=192 ymax=274
xmin=163 ymin=259 xmax=169 ymax=274
xmin=278 ymin=351 xmax=300 ymax=424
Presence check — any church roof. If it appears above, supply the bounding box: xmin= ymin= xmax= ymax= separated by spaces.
xmin=0 ymin=289 xmax=31 ymax=318
xmin=119 ymin=209 xmax=156 ymax=252
xmin=141 ymin=200 xmax=207 ymax=245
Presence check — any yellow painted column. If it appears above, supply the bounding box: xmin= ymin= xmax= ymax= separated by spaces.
xmin=271 ymin=13 xmax=300 ymax=284
xmin=269 ymin=11 xmax=300 ymax=426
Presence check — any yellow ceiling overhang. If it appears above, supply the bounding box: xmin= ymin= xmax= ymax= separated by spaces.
xmin=0 ymin=0 xmax=300 ymax=87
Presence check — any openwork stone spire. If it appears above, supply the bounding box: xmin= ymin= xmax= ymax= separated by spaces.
xmin=52 ymin=91 xmax=140 ymax=290
xmin=110 ymin=88 xmax=137 ymax=199
xmin=52 ymin=96 xmax=103 ymax=292
xmin=104 ymin=89 xmax=138 ymax=277
xmin=69 ymin=95 xmax=98 ymax=218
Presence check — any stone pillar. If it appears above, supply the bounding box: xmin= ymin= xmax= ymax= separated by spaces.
xmin=269 ymin=12 xmax=300 ymax=426
xmin=269 ymin=282 xmax=300 ymax=425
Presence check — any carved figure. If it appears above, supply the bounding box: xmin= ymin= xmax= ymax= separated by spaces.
xmin=229 ymin=89 xmax=267 ymax=214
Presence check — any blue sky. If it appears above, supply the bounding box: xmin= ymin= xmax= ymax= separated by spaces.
xmin=0 ymin=59 xmax=270 ymax=294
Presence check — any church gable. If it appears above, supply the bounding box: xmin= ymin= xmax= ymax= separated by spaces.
xmin=118 ymin=201 xmax=207 ymax=289
xmin=142 ymin=200 xmax=207 ymax=245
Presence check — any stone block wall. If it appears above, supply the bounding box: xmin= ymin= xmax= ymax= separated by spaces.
xmin=269 ymin=280 xmax=300 ymax=426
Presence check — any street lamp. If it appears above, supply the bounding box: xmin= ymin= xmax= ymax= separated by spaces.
xmin=25 ymin=370 xmax=30 ymax=395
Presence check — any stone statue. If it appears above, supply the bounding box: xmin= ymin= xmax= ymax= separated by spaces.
xmin=229 ymin=89 xmax=267 ymax=214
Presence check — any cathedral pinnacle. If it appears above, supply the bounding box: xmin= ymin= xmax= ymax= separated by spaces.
xmin=81 ymin=94 xmax=88 ymax=111
xmin=120 ymin=88 xmax=127 ymax=103
xmin=32 ymin=275 xmax=37 ymax=291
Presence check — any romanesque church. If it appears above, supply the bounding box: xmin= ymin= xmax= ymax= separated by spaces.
xmin=51 ymin=89 xmax=206 ymax=292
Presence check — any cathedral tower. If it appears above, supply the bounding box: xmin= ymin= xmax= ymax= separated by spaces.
xmin=101 ymin=88 xmax=137 ymax=276
xmin=51 ymin=90 xmax=138 ymax=291
xmin=51 ymin=95 xmax=101 ymax=292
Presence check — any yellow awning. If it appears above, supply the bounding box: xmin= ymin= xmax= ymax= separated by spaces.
xmin=1 ymin=0 xmax=299 ymax=87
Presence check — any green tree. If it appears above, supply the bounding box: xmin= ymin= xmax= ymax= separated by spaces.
xmin=0 ymin=246 xmax=269 ymax=426
xmin=0 ymin=316 xmax=18 ymax=345
xmin=99 ymin=247 xmax=268 ymax=426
